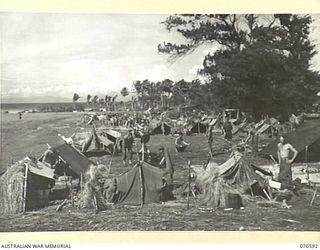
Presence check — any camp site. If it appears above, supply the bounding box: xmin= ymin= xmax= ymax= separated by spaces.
xmin=1 ymin=13 xmax=320 ymax=232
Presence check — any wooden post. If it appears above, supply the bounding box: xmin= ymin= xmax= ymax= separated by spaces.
xmin=198 ymin=123 xmax=200 ymax=134
xmin=64 ymin=166 xmax=67 ymax=189
xmin=22 ymin=164 xmax=28 ymax=213
xmin=139 ymin=164 xmax=144 ymax=208
xmin=305 ymin=146 xmax=309 ymax=184
xmin=80 ymin=173 xmax=83 ymax=193
xmin=187 ymin=160 xmax=191 ymax=210
xmin=108 ymin=143 xmax=117 ymax=174
xmin=70 ymin=178 xmax=74 ymax=207
xmin=310 ymin=186 xmax=317 ymax=206
xmin=141 ymin=143 xmax=145 ymax=162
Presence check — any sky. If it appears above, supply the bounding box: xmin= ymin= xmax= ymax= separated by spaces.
xmin=1 ymin=13 xmax=320 ymax=101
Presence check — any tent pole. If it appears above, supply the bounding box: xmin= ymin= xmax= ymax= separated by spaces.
xmin=142 ymin=142 xmax=145 ymax=162
xmin=305 ymin=146 xmax=309 ymax=185
xmin=139 ymin=164 xmax=144 ymax=208
xmin=108 ymin=142 xmax=117 ymax=174
xmin=187 ymin=160 xmax=191 ymax=210
xmin=80 ymin=173 xmax=83 ymax=193
xmin=22 ymin=164 xmax=28 ymax=213
xmin=70 ymin=178 xmax=74 ymax=207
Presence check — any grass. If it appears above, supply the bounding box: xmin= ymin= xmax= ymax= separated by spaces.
xmin=1 ymin=112 xmax=320 ymax=231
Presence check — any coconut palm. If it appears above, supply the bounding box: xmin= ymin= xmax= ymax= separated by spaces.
xmin=92 ymin=95 xmax=99 ymax=110
xmin=120 ymin=87 xmax=129 ymax=110
xmin=87 ymin=94 xmax=92 ymax=109
xmin=73 ymin=93 xmax=80 ymax=110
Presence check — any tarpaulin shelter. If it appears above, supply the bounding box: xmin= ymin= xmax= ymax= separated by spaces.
xmin=150 ymin=121 xmax=172 ymax=135
xmin=0 ymin=157 xmax=55 ymax=214
xmin=81 ymin=127 xmax=114 ymax=157
xmin=196 ymin=152 xmax=265 ymax=208
xmin=113 ymin=162 xmax=174 ymax=205
xmin=101 ymin=129 xmax=122 ymax=144
xmin=52 ymin=143 xmax=92 ymax=177
xmin=189 ymin=120 xmax=208 ymax=134
xmin=259 ymin=120 xmax=320 ymax=162
xmin=231 ymin=118 xmax=247 ymax=135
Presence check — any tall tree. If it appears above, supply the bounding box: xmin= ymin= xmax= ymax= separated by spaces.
xmin=86 ymin=94 xmax=92 ymax=109
xmin=159 ymin=14 xmax=320 ymax=119
xmin=72 ymin=93 xmax=80 ymax=110
xmin=92 ymin=95 xmax=99 ymax=110
xmin=120 ymin=87 xmax=130 ymax=110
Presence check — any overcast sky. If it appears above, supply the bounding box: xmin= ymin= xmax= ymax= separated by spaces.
xmin=1 ymin=13 xmax=320 ymax=101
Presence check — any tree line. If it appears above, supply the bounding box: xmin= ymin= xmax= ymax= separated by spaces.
xmin=158 ymin=14 xmax=320 ymax=120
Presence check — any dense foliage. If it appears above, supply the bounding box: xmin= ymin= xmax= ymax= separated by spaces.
xmin=158 ymin=14 xmax=320 ymax=119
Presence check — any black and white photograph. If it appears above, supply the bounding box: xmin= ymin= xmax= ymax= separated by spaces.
xmin=1 ymin=11 xmax=320 ymax=233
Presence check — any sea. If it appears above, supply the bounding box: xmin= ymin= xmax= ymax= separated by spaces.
xmin=1 ymin=102 xmax=85 ymax=113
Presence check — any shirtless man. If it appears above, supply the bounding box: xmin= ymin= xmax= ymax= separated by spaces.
xmin=277 ymin=136 xmax=298 ymax=189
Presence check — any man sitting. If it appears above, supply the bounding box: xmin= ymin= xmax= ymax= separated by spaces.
xmin=175 ymin=132 xmax=190 ymax=152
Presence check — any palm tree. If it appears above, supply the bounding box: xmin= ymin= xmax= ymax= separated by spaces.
xmin=98 ymin=98 xmax=105 ymax=110
xmin=105 ymin=95 xmax=109 ymax=110
xmin=92 ymin=95 xmax=99 ymax=110
xmin=73 ymin=93 xmax=80 ymax=110
xmin=120 ymin=87 xmax=129 ymax=110
xmin=111 ymin=95 xmax=118 ymax=111
xmin=86 ymin=94 xmax=92 ymax=109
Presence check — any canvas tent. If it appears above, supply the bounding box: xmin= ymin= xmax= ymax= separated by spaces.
xmin=194 ymin=152 xmax=265 ymax=208
xmin=81 ymin=127 xmax=114 ymax=157
xmin=150 ymin=121 xmax=172 ymax=135
xmin=259 ymin=119 xmax=320 ymax=162
xmin=113 ymin=161 xmax=174 ymax=205
xmin=0 ymin=157 xmax=55 ymax=214
xmin=52 ymin=143 xmax=92 ymax=177
xmin=100 ymin=129 xmax=122 ymax=144
xmin=189 ymin=120 xmax=208 ymax=134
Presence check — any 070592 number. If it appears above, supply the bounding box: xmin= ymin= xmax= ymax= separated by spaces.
xmin=300 ymin=244 xmax=319 ymax=248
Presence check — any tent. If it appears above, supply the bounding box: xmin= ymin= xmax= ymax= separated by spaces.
xmin=81 ymin=127 xmax=114 ymax=157
xmin=195 ymin=152 xmax=265 ymax=208
xmin=52 ymin=143 xmax=92 ymax=177
xmin=0 ymin=157 xmax=55 ymax=214
xmin=113 ymin=162 xmax=174 ymax=205
xmin=151 ymin=121 xmax=172 ymax=135
xmin=189 ymin=120 xmax=208 ymax=134
xmin=100 ymin=129 xmax=122 ymax=144
xmin=259 ymin=119 xmax=320 ymax=162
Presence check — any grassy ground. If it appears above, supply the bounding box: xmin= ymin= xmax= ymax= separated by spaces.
xmin=1 ymin=112 xmax=320 ymax=231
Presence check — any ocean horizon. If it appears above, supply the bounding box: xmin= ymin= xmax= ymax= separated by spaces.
xmin=1 ymin=102 xmax=86 ymax=112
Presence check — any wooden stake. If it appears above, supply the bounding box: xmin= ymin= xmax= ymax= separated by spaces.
xmin=310 ymin=186 xmax=317 ymax=206
xmin=56 ymin=199 xmax=68 ymax=212
xmin=80 ymin=173 xmax=83 ymax=193
xmin=22 ymin=164 xmax=28 ymax=213
xmin=263 ymin=189 xmax=272 ymax=201
xmin=70 ymin=178 xmax=74 ymax=207
xmin=187 ymin=160 xmax=191 ymax=210
xmin=305 ymin=146 xmax=309 ymax=184
xmin=139 ymin=164 xmax=144 ymax=208
xmin=108 ymin=142 xmax=117 ymax=174
xmin=141 ymin=143 xmax=145 ymax=162
xmin=93 ymin=194 xmax=98 ymax=213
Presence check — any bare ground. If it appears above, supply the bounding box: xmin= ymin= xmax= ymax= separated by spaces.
xmin=1 ymin=112 xmax=320 ymax=231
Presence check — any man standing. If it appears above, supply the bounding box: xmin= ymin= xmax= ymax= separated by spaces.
xmin=223 ymin=116 xmax=233 ymax=142
xmin=277 ymin=136 xmax=298 ymax=189
xmin=122 ymin=130 xmax=134 ymax=166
